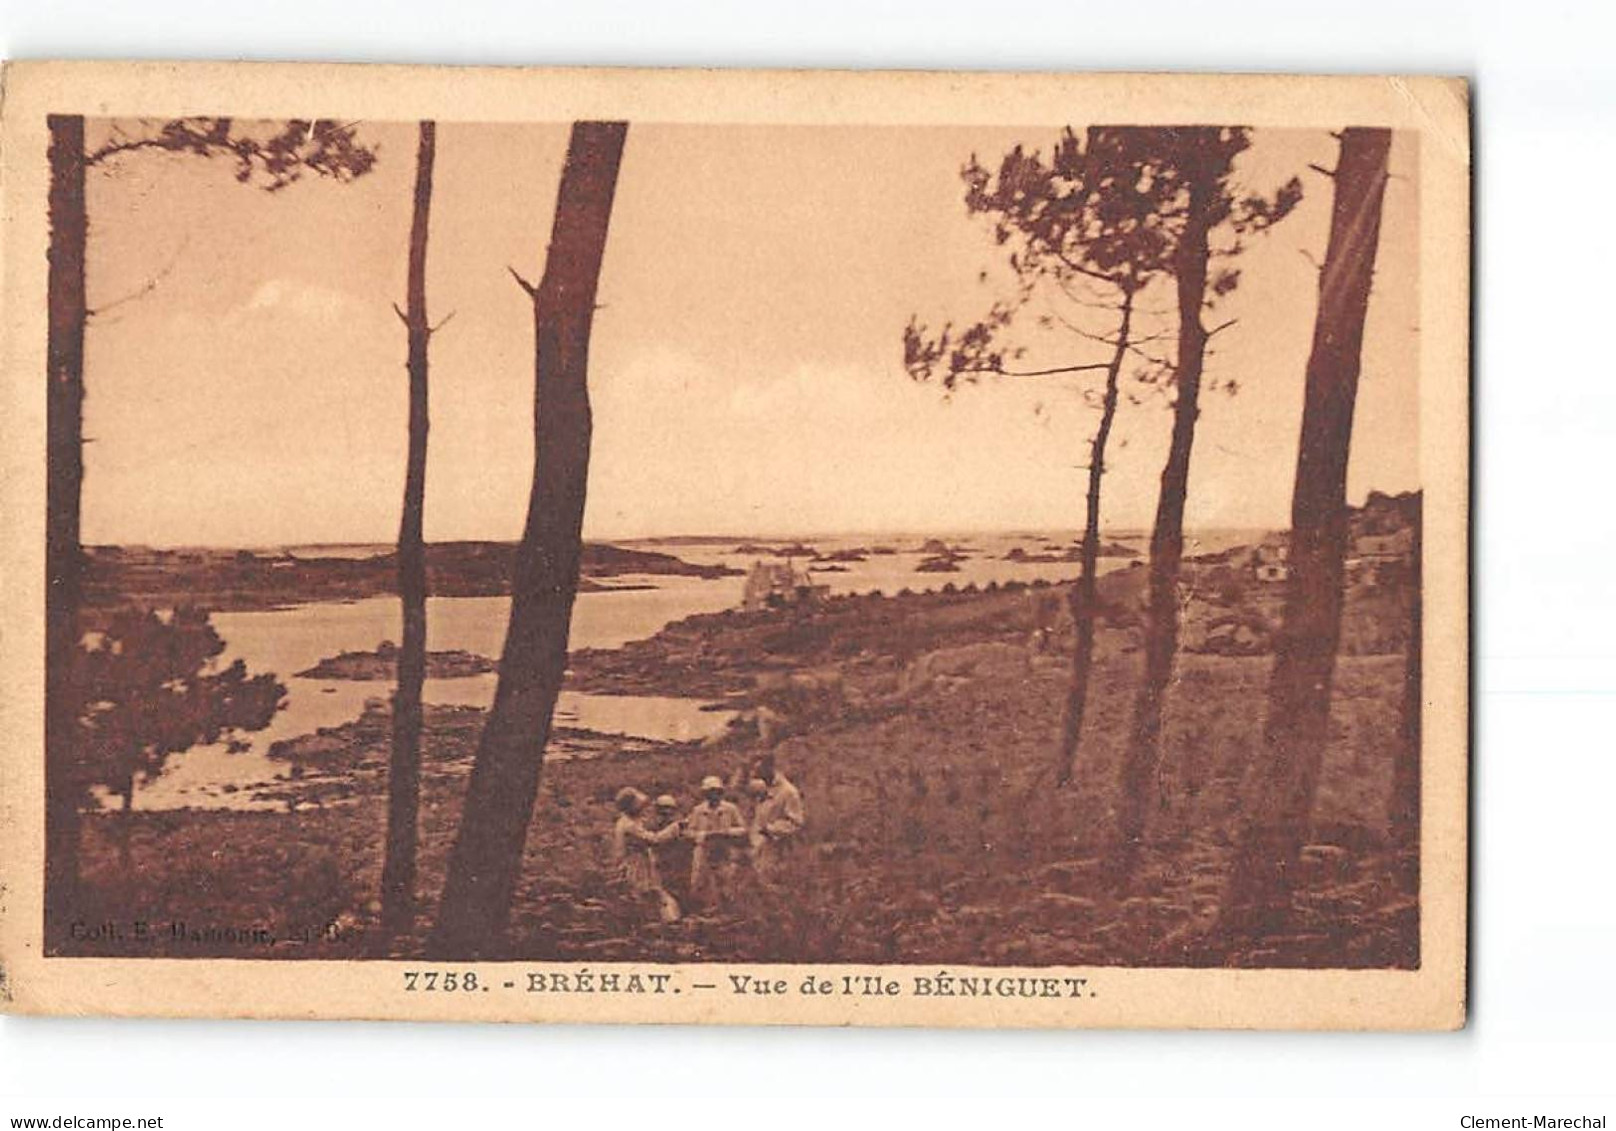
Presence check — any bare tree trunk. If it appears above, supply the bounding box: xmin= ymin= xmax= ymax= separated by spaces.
xmin=1056 ymin=290 xmax=1134 ymax=787
xmin=1115 ymin=183 xmax=1213 ymax=871
xmin=1390 ymin=490 xmax=1422 ymax=883
xmin=381 ymin=120 xmax=437 ymax=942
xmin=45 ymin=115 xmax=88 ymax=948
xmin=430 ymin=122 xmax=628 ymax=956
xmin=1221 ymin=128 xmax=1393 ymax=933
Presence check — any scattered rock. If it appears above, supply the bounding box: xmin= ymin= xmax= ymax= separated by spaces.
xmin=296 ymin=646 xmax=497 ymax=681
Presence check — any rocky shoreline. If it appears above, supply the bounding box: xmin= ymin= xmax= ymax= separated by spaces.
xmin=255 ymin=700 xmax=685 ymax=814
xmin=295 ymin=643 xmax=497 ymax=680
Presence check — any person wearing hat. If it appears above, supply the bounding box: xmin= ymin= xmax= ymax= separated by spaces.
xmin=684 ymin=775 xmax=748 ymax=910
xmin=651 ymin=793 xmax=681 ymax=831
xmin=610 ymin=786 xmax=683 ymax=922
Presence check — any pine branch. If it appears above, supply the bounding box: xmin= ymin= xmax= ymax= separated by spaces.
xmin=507 ymin=266 xmax=539 ymax=299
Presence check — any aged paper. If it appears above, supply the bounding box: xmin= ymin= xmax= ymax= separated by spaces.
xmin=0 ymin=61 xmax=1469 ymax=1028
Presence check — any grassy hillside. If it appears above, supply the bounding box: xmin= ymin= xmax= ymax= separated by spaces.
xmin=63 ymin=587 xmax=1416 ymax=968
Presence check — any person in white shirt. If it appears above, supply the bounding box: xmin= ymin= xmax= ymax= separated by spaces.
xmin=748 ymin=753 xmax=805 ymax=880
xmin=685 ymin=775 xmax=749 ymax=910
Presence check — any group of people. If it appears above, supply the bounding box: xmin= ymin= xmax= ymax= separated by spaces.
xmin=610 ymin=752 xmax=805 ymax=923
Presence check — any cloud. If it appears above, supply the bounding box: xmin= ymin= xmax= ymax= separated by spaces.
xmin=230 ymin=277 xmax=366 ymax=325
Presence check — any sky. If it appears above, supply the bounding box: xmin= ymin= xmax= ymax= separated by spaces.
xmin=79 ymin=121 xmax=1419 ymax=546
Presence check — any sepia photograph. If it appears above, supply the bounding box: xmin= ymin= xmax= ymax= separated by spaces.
xmin=0 ymin=63 xmax=1470 ymax=1028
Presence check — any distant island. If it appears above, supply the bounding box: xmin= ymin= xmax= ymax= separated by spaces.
xmin=1004 ymin=540 xmax=1140 ymax=563
xmin=732 ymin=541 xmax=818 ymax=558
xmin=83 ymin=540 xmax=741 ymax=613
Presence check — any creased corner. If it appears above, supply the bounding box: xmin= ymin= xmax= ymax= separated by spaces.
xmin=1386 ymin=75 xmax=1471 ymax=168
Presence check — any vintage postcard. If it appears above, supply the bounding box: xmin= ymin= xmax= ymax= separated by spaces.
xmin=0 ymin=62 xmax=1469 ymax=1028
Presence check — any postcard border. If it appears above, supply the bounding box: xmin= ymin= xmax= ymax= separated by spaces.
xmin=0 ymin=61 xmax=1470 ymax=1029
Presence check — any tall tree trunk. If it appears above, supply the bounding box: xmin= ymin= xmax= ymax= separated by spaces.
xmin=1115 ymin=180 xmax=1214 ymax=870
xmin=1390 ymin=489 xmax=1422 ymax=884
xmin=45 ymin=114 xmax=88 ymax=947
xmin=430 ymin=122 xmax=628 ymax=956
xmin=1221 ymin=128 xmax=1393 ymax=932
xmin=380 ymin=120 xmax=437 ymax=942
xmin=1056 ymin=290 xmax=1134 ymax=787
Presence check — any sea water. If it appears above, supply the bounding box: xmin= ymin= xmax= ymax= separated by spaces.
xmin=127 ymin=530 xmax=1259 ymax=810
